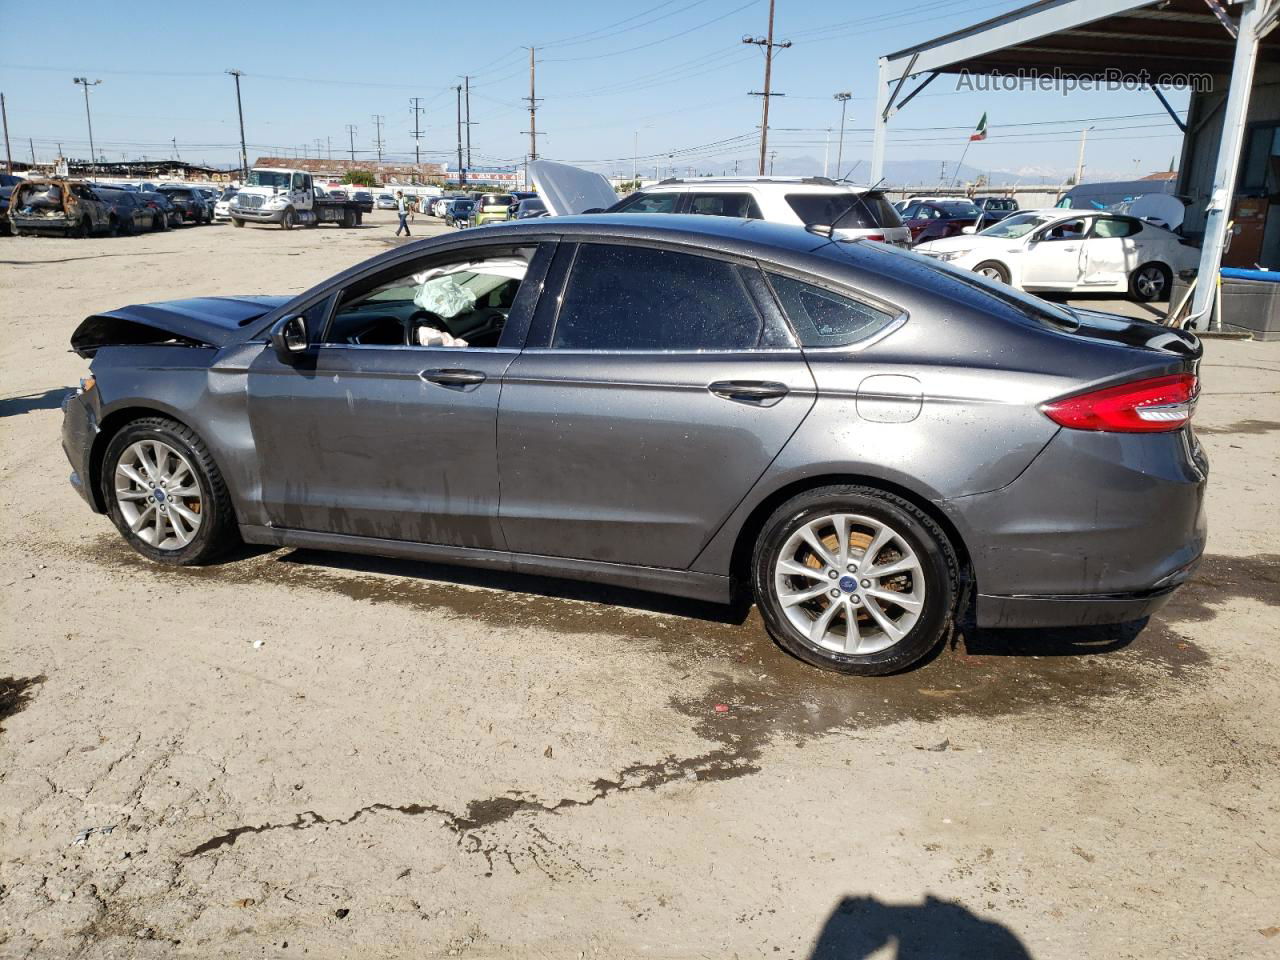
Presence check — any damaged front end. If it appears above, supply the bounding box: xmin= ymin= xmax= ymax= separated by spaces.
xmin=69 ymin=296 xmax=289 ymax=357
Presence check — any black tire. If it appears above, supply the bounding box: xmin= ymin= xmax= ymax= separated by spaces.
xmin=341 ymin=209 xmax=355 ymax=229
xmin=1129 ymin=261 xmax=1171 ymax=302
xmin=973 ymin=260 xmax=1010 ymax=284
xmin=76 ymin=218 xmax=92 ymax=239
xmin=751 ymin=485 xmax=958 ymax=676
xmin=281 ymin=207 xmax=295 ymax=230
xmin=101 ymin=416 xmax=238 ymax=566
xmin=232 ymin=217 xmax=245 ymax=228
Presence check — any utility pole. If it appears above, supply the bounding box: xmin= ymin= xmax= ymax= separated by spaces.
xmin=29 ymin=138 xmax=36 ymax=169
xmin=769 ymin=150 xmax=777 ymax=175
xmin=226 ymin=70 xmax=248 ymax=180
xmin=833 ymin=91 xmax=851 ymax=178
xmin=346 ymin=123 xmax=357 ymax=163
xmin=327 ymin=135 xmax=332 ymax=162
xmin=410 ymin=96 xmax=424 ymax=168
xmin=743 ymin=0 xmax=790 ymax=176
xmin=633 ymin=129 xmax=639 ymax=184
xmin=371 ymin=114 xmax=385 ymax=164
xmin=523 ymin=47 xmax=541 ymax=162
xmin=72 ymin=77 xmax=101 ymax=172
xmin=1074 ymin=125 xmax=1093 ymax=185
xmin=1 ymin=92 xmax=12 ymax=174
xmin=463 ymin=76 xmax=472 ymax=170
xmin=172 ymin=136 xmax=180 ymax=161
xmin=454 ymin=85 xmax=465 ymax=185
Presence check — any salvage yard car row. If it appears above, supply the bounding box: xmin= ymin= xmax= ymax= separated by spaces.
xmin=4 ymin=178 xmax=219 ymax=237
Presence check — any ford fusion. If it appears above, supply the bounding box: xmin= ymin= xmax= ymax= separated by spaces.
xmin=62 ymin=215 xmax=1207 ymax=675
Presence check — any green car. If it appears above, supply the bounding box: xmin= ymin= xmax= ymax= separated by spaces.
xmin=470 ymin=193 xmax=517 ymax=226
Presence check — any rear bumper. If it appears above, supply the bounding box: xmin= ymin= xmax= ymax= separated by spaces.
xmin=61 ymin=390 xmax=101 ymax=511
xmin=975 ymin=556 xmax=1199 ymax=628
xmin=945 ymin=426 xmax=1208 ymax=628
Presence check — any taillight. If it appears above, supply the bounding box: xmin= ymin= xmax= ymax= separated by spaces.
xmin=1040 ymin=374 xmax=1198 ymax=433
xmin=863 ymin=234 xmax=886 ymax=242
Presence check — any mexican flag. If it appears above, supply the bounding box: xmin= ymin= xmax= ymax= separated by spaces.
xmin=970 ymin=113 xmax=988 ymax=142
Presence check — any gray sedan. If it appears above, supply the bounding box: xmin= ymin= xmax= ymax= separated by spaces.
xmin=61 ymin=215 xmax=1207 ymax=675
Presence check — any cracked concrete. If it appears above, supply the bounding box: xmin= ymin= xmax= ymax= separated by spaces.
xmin=2 ymin=213 xmax=1279 ymax=959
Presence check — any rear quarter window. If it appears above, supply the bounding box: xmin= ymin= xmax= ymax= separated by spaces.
xmin=767 ymin=273 xmax=899 ymax=348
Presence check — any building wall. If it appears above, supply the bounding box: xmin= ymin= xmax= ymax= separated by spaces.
xmin=1180 ymin=65 xmax=1280 ymax=265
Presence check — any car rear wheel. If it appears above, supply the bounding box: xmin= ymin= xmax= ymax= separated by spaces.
xmin=102 ymin=417 xmax=238 ymax=566
xmin=973 ymin=260 xmax=1010 ymax=284
xmin=232 ymin=217 xmax=245 ymax=228
xmin=752 ymin=486 xmax=958 ymax=675
xmin=1130 ymin=262 xmax=1171 ymax=302
xmin=75 ymin=218 xmax=92 ymax=239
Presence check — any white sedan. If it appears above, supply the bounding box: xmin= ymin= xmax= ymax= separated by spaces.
xmin=914 ymin=209 xmax=1199 ymax=301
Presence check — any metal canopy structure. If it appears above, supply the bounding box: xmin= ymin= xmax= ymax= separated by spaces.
xmin=872 ymin=0 xmax=1280 ymax=329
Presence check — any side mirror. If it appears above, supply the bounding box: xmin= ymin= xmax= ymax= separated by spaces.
xmin=961 ymin=225 xmax=977 ymax=235
xmin=271 ymin=315 xmax=310 ymax=360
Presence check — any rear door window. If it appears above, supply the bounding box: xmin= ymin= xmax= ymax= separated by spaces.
xmin=552 ymin=243 xmax=762 ymax=350
xmin=687 ymin=192 xmax=763 ymax=219
xmin=767 ymin=273 xmax=899 ymax=348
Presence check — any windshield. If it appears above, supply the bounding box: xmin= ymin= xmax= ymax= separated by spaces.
xmin=245 ymin=170 xmax=292 ymax=189
xmin=978 ymin=212 xmax=1054 ymax=239
xmin=937 ymin=201 xmax=980 ymax=217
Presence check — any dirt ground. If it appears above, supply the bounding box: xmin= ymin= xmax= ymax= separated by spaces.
xmin=1 ymin=210 xmax=1278 ymax=959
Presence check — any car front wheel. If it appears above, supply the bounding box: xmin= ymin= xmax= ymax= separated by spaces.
xmin=752 ymin=486 xmax=958 ymax=675
xmin=973 ymin=260 xmax=1010 ymax=284
xmin=101 ymin=417 xmax=238 ymax=565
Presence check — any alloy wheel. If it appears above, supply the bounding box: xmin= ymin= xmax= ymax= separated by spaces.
xmin=1136 ymin=266 xmax=1166 ymax=299
xmin=114 ymin=440 xmax=203 ymax=550
xmin=773 ymin=513 xmax=926 ymax=655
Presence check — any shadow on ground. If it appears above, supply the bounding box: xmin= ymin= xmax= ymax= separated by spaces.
xmin=0 ymin=388 xmax=70 ymax=418
xmin=809 ymin=895 xmax=1033 ymax=960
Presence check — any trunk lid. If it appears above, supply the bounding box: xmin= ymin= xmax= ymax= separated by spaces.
xmin=71 ymin=296 xmax=289 ymax=357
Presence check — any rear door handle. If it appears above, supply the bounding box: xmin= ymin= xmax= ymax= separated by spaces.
xmin=421 ymin=368 xmax=486 ymax=386
xmin=708 ymin=380 xmax=789 ymax=403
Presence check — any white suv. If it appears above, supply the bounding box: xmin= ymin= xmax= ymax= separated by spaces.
xmin=606 ymin=177 xmax=910 ymax=247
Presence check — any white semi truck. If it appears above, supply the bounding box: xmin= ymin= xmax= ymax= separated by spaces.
xmin=229 ymin=167 xmax=364 ymax=229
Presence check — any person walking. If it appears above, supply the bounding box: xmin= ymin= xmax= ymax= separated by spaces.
xmin=395 ymin=191 xmax=411 ymax=237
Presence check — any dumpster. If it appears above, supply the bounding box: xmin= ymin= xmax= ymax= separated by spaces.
xmin=1219 ymin=267 xmax=1280 ymax=341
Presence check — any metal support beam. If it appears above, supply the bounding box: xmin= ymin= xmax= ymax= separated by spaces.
xmin=1189 ymin=0 xmax=1260 ymax=328
xmin=891 ymin=71 xmax=939 ymax=119
xmin=870 ymin=57 xmax=892 ymax=182
xmin=1152 ymin=85 xmax=1187 ymax=132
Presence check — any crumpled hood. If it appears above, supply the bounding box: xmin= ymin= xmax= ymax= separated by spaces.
xmin=71 ymin=296 xmax=289 ymax=357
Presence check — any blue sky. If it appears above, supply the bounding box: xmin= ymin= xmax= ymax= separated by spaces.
xmin=0 ymin=0 xmax=1189 ymax=183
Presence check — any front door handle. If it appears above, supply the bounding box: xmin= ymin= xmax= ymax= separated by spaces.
xmin=421 ymin=368 xmax=486 ymax=386
xmin=708 ymin=380 xmax=789 ymax=403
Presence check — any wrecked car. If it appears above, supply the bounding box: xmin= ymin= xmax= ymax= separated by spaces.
xmin=9 ymin=179 xmax=114 ymax=237
xmin=62 ymin=213 xmax=1206 ymax=676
